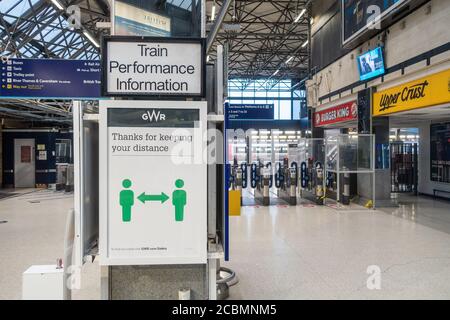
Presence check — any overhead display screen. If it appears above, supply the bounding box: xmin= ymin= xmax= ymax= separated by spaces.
xmin=226 ymin=104 xmax=275 ymax=121
xmin=342 ymin=0 xmax=405 ymax=45
xmin=431 ymin=123 xmax=450 ymax=184
xmin=114 ymin=1 xmax=171 ymax=37
xmin=357 ymin=47 xmax=385 ymax=81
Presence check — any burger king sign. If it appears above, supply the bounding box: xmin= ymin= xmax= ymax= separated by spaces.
xmin=314 ymin=101 xmax=358 ymax=127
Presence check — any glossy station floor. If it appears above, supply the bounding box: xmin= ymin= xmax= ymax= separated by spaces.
xmin=1 ymin=189 xmax=450 ymax=299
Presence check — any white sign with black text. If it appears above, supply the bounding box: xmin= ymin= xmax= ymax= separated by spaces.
xmin=102 ymin=37 xmax=205 ymax=97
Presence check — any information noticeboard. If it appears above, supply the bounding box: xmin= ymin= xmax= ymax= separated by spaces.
xmin=226 ymin=104 xmax=274 ymax=121
xmin=99 ymin=100 xmax=207 ymax=266
xmin=102 ymin=36 xmax=205 ymax=98
xmin=0 ymin=58 xmax=101 ymax=99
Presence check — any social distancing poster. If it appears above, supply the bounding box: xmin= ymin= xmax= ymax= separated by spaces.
xmin=99 ymin=101 xmax=207 ymax=265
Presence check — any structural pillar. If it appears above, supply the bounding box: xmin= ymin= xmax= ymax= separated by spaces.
xmin=357 ymin=88 xmax=390 ymax=206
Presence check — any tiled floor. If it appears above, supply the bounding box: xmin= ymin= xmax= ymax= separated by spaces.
xmin=1 ymin=189 xmax=450 ymax=299
xmin=379 ymin=194 xmax=450 ymax=234
xmin=0 ymin=189 xmax=99 ymax=300
xmin=225 ymin=200 xmax=450 ymax=299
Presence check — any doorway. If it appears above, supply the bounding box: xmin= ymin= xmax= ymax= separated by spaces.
xmin=390 ymin=142 xmax=418 ymax=195
xmin=14 ymin=139 xmax=35 ymax=188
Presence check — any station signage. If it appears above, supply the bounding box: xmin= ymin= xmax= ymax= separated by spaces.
xmin=102 ymin=36 xmax=205 ymax=98
xmin=114 ymin=1 xmax=171 ymax=37
xmin=0 ymin=58 xmax=101 ymax=99
xmin=99 ymin=100 xmax=207 ymax=265
xmin=373 ymin=69 xmax=450 ymax=116
xmin=226 ymin=104 xmax=274 ymax=121
xmin=314 ymin=101 xmax=358 ymax=127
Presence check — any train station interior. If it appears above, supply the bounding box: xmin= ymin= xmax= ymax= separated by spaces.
xmin=1 ymin=0 xmax=450 ymax=301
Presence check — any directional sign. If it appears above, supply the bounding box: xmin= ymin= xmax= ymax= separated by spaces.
xmin=99 ymin=100 xmax=207 ymax=266
xmin=0 ymin=58 xmax=101 ymax=99
xmin=226 ymin=103 xmax=274 ymax=121
xmin=137 ymin=192 xmax=170 ymax=204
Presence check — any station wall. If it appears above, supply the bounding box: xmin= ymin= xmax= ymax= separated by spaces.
xmin=2 ymin=130 xmax=72 ymax=187
xmin=307 ymin=0 xmax=450 ymax=106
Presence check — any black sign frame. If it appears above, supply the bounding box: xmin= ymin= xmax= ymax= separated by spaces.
xmin=101 ymin=36 xmax=206 ymax=99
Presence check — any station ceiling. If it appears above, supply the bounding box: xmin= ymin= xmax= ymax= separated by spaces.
xmin=206 ymin=0 xmax=310 ymax=80
xmin=0 ymin=0 xmax=310 ymax=124
xmin=0 ymin=0 xmax=108 ymax=124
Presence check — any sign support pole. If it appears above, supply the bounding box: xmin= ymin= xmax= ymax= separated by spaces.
xmin=95 ymin=0 xmax=216 ymax=300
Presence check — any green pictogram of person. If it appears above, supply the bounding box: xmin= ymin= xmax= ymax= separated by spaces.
xmin=172 ymin=179 xmax=187 ymax=222
xmin=120 ymin=179 xmax=134 ymax=222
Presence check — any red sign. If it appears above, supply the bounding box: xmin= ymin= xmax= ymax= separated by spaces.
xmin=314 ymin=101 xmax=358 ymax=127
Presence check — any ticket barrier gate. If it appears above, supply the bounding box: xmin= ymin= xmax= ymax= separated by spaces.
xmin=325 ymin=170 xmax=351 ymax=205
xmin=341 ymin=171 xmax=351 ymax=205
xmin=251 ymin=161 xmax=272 ymax=206
xmin=276 ymin=160 xmax=299 ymax=206
xmin=229 ymin=162 xmax=248 ymax=204
xmin=300 ymin=160 xmax=325 ymax=205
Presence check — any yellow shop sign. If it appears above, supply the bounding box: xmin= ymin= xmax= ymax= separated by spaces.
xmin=373 ymin=69 xmax=450 ymax=116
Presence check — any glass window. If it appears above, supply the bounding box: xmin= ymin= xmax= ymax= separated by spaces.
xmin=243 ymin=90 xmax=255 ymax=98
xmin=273 ymin=100 xmax=280 ymax=120
xmin=227 ymin=78 xmax=304 ymax=120
xmin=279 ymin=100 xmax=292 ymax=120
xmin=255 ymin=90 xmax=267 ymax=99
xmin=293 ymin=100 xmax=301 ymax=120
xmin=279 ymin=90 xmax=291 ymax=98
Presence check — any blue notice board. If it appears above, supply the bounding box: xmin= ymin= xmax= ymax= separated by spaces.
xmin=227 ymin=103 xmax=274 ymax=121
xmin=0 ymin=58 xmax=101 ymax=99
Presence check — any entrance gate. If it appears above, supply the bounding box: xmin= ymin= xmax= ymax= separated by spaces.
xmin=390 ymin=142 xmax=418 ymax=194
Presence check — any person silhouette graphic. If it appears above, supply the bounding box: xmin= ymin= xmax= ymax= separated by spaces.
xmin=172 ymin=179 xmax=187 ymax=222
xmin=120 ymin=179 xmax=134 ymax=222
xmin=361 ymin=57 xmax=373 ymax=74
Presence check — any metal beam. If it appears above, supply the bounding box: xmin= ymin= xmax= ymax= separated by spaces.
xmin=207 ymin=0 xmax=233 ymax=53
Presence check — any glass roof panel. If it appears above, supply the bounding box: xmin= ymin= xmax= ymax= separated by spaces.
xmin=0 ymin=0 xmax=99 ymax=60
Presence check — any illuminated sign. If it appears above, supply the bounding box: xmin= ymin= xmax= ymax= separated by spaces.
xmin=314 ymin=101 xmax=358 ymax=127
xmin=0 ymin=58 xmax=101 ymax=99
xmin=226 ymin=104 xmax=274 ymax=121
xmin=373 ymin=69 xmax=450 ymax=116
xmin=357 ymin=47 xmax=385 ymax=81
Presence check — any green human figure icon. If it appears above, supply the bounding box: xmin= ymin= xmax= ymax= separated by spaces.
xmin=120 ymin=179 xmax=134 ymax=222
xmin=172 ymin=179 xmax=187 ymax=222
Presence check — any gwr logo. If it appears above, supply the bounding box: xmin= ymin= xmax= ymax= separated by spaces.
xmin=142 ymin=110 xmax=166 ymax=122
